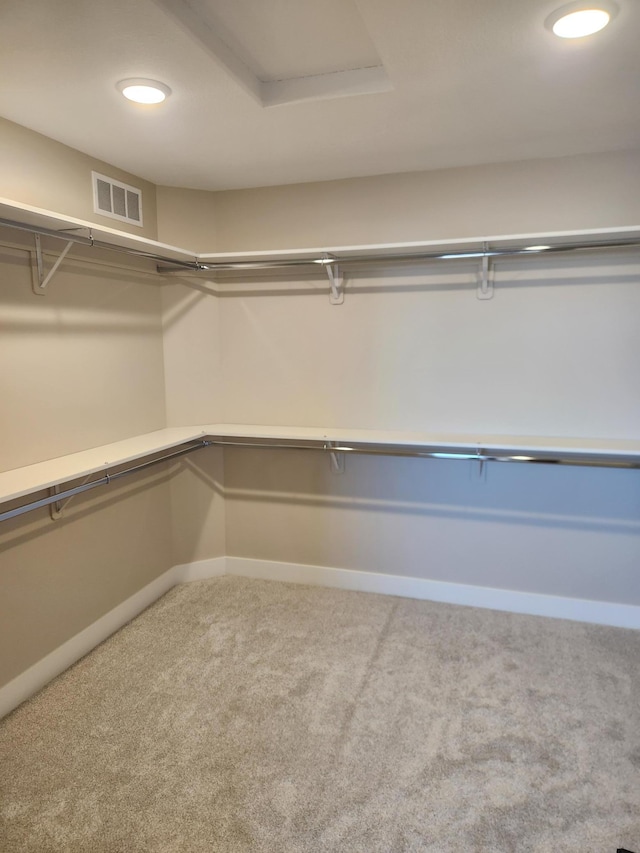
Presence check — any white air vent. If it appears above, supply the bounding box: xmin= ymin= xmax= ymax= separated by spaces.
xmin=92 ymin=172 xmax=143 ymax=227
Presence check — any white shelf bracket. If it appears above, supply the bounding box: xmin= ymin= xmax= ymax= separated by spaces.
xmin=32 ymin=233 xmax=75 ymax=295
xmin=323 ymin=256 xmax=344 ymax=305
xmin=49 ymin=474 xmax=94 ymax=520
xmin=325 ymin=441 xmax=345 ymax=474
xmin=477 ymin=247 xmax=494 ymax=301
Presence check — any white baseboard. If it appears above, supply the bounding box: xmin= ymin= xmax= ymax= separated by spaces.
xmin=0 ymin=557 xmax=227 ymax=719
xmin=174 ymin=556 xmax=227 ymax=582
xmin=0 ymin=566 xmax=182 ymax=720
xmin=225 ymin=556 xmax=640 ymax=631
xmin=3 ymin=554 xmax=637 ymax=720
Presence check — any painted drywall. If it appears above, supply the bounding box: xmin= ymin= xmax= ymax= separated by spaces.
xmin=0 ymin=225 xmax=172 ymax=686
xmin=0 ymin=470 xmax=174 ymax=686
xmin=216 ymin=255 xmax=640 ymax=437
xmin=157 ymin=149 xmax=640 ymax=608
xmin=156 ymin=187 xmax=217 ymax=251
xmin=157 ymin=149 xmax=640 ymax=250
xmin=0 ymin=117 xmax=158 ymax=240
xmin=2 ymin=146 xmax=639 ymax=691
xmin=161 ymin=276 xmax=227 ymax=569
xmin=224 ymin=449 xmax=640 ymax=606
xmin=216 ymin=256 xmax=640 ymax=606
xmin=161 ymin=283 xmax=223 ymax=428
xmin=0 ymin=230 xmax=166 ymax=470
xmin=168 ymin=448 xmax=226 ymax=568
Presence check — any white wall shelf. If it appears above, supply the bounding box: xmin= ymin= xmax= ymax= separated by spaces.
xmin=0 ymin=197 xmax=199 ymax=270
xmin=1 ymin=196 xmax=639 ymax=278
xmin=2 ymin=425 xmax=639 ymax=525
xmin=1 ymin=198 xmax=638 ymax=521
xmin=194 ymin=225 xmax=640 ymax=271
xmin=0 ymin=428 xmax=208 ymax=506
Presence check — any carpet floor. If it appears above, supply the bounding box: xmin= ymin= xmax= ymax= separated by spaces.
xmin=0 ymin=576 xmax=639 ymax=852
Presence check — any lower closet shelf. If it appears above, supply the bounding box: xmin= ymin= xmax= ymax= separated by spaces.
xmin=1 ymin=424 xmax=639 ymax=524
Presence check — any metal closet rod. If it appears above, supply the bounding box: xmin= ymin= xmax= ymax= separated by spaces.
xmin=0 ymin=215 xmax=201 ymax=271
xmin=206 ymin=438 xmax=640 ymax=469
xmin=194 ymin=236 xmax=640 ymax=272
xmin=0 ymin=440 xmax=211 ymax=524
xmin=2 ymin=213 xmax=638 ymax=275
xmin=2 ymin=435 xmax=638 ymax=525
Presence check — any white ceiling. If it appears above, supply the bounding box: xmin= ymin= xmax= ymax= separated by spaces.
xmin=0 ymin=0 xmax=638 ymax=191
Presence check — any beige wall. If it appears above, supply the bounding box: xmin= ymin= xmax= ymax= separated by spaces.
xmin=161 ymin=282 xmax=223 ymax=427
xmin=156 ymin=149 xmax=640 ymax=437
xmin=2 ymin=145 xmax=640 ymax=691
xmin=216 ymin=254 xmax=640 ymax=606
xmin=0 ymin=229 xmax=166 ymax=469
xmin=0 ymin=117 xmax=158 ymax=240
xmin=168 ymin=449 xmax=226 ymax=568
xmin=0 ymin=224 xmax=172 ymax=686
xmin=156 ymin=186 xmax=217 ymax=250
xmin=224 ymin=448 xmax=640 ymax=605
xmin=155 ymin=149 xmax=640 ymax=440
xmin=157 ymin=149 xmax=640 ymax=250
xmin=216 ymin=255 xmax=640 ymax=438
xmin=156 ymin=149 xmax=640 ymax=608
xmin=0 ymin=471 xmax=173 ymax=686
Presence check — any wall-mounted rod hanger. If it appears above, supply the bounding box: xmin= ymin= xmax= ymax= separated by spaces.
xmin=189 ymin=236 xmax=640 ymax=273
xmin=206 ymin=438 xmax=640 ymax=470
xmin=32 ymin=233 xmax=75 ymax=293
xmin=0 ymin=440 xmax=210 ymax=524
xmin=0 ymin=215 xmax=202 ymax=272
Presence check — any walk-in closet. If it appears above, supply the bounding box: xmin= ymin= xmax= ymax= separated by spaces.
xmin=1 ymin=1 xmax=639 ymax=849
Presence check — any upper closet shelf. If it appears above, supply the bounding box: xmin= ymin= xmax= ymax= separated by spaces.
xmin=1 ymin=197 xmax=639 ymax=277
xmin=193 ymin=225 xmax=640 ymax=272
xmin=203 ymin=425 xmax=640 ymax=470
xmin=0 ymin=197 xmax=199 ymax=269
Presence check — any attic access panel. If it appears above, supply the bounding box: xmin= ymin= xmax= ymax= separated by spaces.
xmin=152 ymin=0 xmax=392 ymax=105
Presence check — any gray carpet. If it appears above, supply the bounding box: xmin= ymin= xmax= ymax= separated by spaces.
xmin=0 ymin=576 xmax=638 ymax=852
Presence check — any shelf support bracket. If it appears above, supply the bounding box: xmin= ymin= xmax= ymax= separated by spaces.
xmin=477 ymin=447 xmax=487 ymax=480
xmin=49 ymin=474 xmax=94 ymax=520
xmin=323 ymin=256 xmax=344 ymax=305
xmin=32 ymin=233 xmax=75 ymax=295
xmin=325 ymin=441 xmax=345 ymax=474
xmin=477 ymin=245 xmax=494 ymax=301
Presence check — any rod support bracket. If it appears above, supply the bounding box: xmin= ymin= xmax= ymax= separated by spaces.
xmin=32 ymin=234 xmax=74 ymax=295
xmin=323 ymin=256 xmax=344 ymax=304
xmin=49 ymin=474 xmax=94 ymax=520
xmin=477 ymin=247 xmax=494 ymax=300
xmin=325 ymin=441 xmax=345 ymax=473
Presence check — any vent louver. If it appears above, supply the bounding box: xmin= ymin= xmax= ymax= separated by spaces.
xmin=92 ymin=172 xmax=143 ymax=227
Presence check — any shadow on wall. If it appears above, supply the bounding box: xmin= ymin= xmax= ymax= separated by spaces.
xmin=222 ymin=448 xmax=640 ymax=533
xmin=203 ymin=251 xmax=639 ymax=298
xmin=0 ymin=465 xmax=175 ymax=554
xmin=221 ymin=447 xmax=640 ymax=603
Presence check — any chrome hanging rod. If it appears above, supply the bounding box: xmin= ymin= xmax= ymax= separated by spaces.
xmin=205 ymin=438 xmax=640 ymax=470
xmin=188 ymin=236 xmax=640 ymax=273
xmin=0 ymin=440 xmax=211 ymax=524
xmin=2 ymin=213 xmax=637 ymax=276
xmin=0 ymin=215 xmax=202 ymax=271
xmin=3 ymin=435 xmax=636 ymax=525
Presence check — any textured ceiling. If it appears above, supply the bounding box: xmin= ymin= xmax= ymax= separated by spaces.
xmin=0 ymin=0 xmax=638 ymax=190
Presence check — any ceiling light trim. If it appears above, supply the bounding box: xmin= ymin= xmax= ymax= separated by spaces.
xmin=117 ymin=78 xmax=172 ymax=104
xmin=545 ymin=1 xmax=619 ymax=38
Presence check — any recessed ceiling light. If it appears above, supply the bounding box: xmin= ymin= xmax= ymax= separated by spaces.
xmin=523 ymin=245 xmax=552 ymax=251
xmin=545 ymin=2 xmax=618 ymax=38
xmin=117 ymin=78 xmax=171 ymax=105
